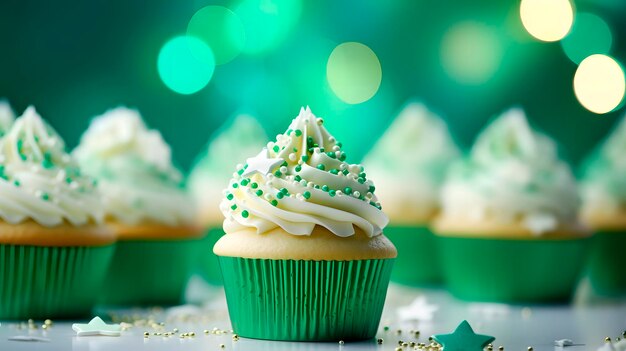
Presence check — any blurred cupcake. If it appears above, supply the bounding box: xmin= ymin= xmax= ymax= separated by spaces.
xmin=580 ymin=114 xmax=626 ymax=296
xmin=0 ymin=99 xmax=15 ymax=135
xmin=214 ymin=107 xmax=396 ymax=341
xmin=433 ymin=108 xmax=590 ymax=302
xmin=188 ymin=113 xmax=267 ymax=285
xmin=362 ymin=102 xmax=459 ymax=286
xmin=0 ymin=107 xmax=115 ymax=319
xmin=74 ymin=107 xmax=201 ymax=306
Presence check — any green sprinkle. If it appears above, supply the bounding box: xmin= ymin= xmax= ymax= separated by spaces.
xmin=337 ymin=142 xmax=343 ymax=148
xmin=241 ymin=179 xmax=250 ymax=186
xmin=241 ymin=210 xmax=249 ymax=218
xmin=344 ymin=187 xmax=352 ymax=195
xmin=276 ymin=192 xmax=284 ymax=199
xmin=232 ymin=183 xmax=239 ymax=188
xmin=293 ymin=147 xmax=298 ymax=152
xmin=314 ymin=185 xmax=320 ymax=189
xmin=231 ymin=204 xmax=237 ymax=210
xmin=329 ymin=190 xmax=336 ymax=197
xmin=281 ymin=161 xmax=288 ymax=167
xmin=274 ymin=170 xmax=282 ymax=177
xmin=13 ymin=180 xmax=20 ymax=187
xmin=65 ymin=177 xmax=72 ymax=184
xmin=329 ymin=169 xmax=339 ymax=175
xmin=226 ymin=193 xmax=234 ymax=200
xmin=322 ymin=185 xmax=329 ymax=192
xmin=339 ymin=153 xmax=347 ymax=161
xmin=295 ymin=165 xmax=302 ymax=172
xmin=272 ymin=145 xmax=279 ymax=153
xmin=357 ymin=177 xmax=365 ymax=184
xmin=256 ymin=189 xmax=263 ymax=196
xmin=294 ymin=175 xmax=302 ymax=182
xmin=280 ymin=188 xmax=289 ymax=195
xmin=295 ymin=129 xmax=302 ymax=137
xmin=369 ymin=185 xmax=376 ymax=193
xmin=326 ymin=151 xmax=336 ymax=159
xmin=342 ymin=169 xmax=349 ymax=175
xmin=359 ymin=172 xmax=366 ymax=178
xmin=251 ymin=182 xmax=258 ymax=189
xmin=303 ymin=191 xmax=311 ymax=199
xmin=41 ymin=193 xmax=50 ymax=201
xmin=237 ymin=168 xmax=244 ymax=175
xmin=286 ymin=129 xmax=292 ymax=135
xmin=301 ymin=155 xmax=309 ymax=162
xmin=317 ymin=164 xmax=325 ymax=171
xmin=270 ymin=199 xmax=278 ymax=206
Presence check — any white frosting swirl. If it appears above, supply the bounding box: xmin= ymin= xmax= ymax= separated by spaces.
xmin=74 ymin=107 xmax=193 ymax=226
xmin=221 ymin=107 xmax=388 ymax=237
xmin=440 ymin=108 xmax=580 ymax=235
xmin=362 ymin=102 xmax=459 ymax=222
xmin=188 ymin=114 xmax=268 ymax=225
xmin=0 ymin=106 xmax=104 ymax=227
xmin=0 ymin=100 xmax=15 ymax=136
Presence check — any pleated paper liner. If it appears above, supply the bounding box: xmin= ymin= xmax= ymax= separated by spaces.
xmin=197 ymin=227 xmax=224 ymax=285
xmin=0 ymin=244 xmax=115 ymax=320
xmin=99 ymin=238 xmax=201 ymax=306
xmin=219 ymin=256 xmax=394 ymax=341
xmin=587 ymin=230 xmax=626 ymax=296
xmin=438 ymin=235 xmax=591 ymax=302
xmin=385 ymin=226 xmax=442 ymax=287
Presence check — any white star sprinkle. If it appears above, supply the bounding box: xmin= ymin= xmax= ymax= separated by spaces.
xmin=241 ymin=148 xmax=284 ymax=178
xmin=397 ymin=296 xmax=439 ymax=322
xmin=72 ymin=316 xmax=122 ymax=337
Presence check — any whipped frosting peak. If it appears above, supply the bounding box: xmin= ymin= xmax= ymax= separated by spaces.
xmin=0 ymin=106 xmax=104 ymax=227
xmin=362 ymin=102 xmax=459 ymax=222
xmin=0 ymin=100 xmax=15 ymax=137
xmin=74 ymin=107 xmax=193 ymax=226
xmin=580 ymin=114 xmax=626 ymax=218
xmin=188 ymin=114 xmax=268 ymax=225
xmin=221 ymin=107 xmax=388 ymax=237
xmin=440 ymin=108 xmax=580 ymax=235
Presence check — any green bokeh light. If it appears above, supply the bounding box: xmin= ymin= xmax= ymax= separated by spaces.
xmin=157 ymin=36 xmax=215 ymax=95
xmin=561 ymin=13 xmax=612 ymax=64
xmin=187 ymin=6 xmax=245 ymax=65
xmin=326 ymin=42 xmax=382 ymax=105
xmin=440 ymin=21 xmax=502 ymax=85
xmin=235 ymin=0 xmax=301 ymax=55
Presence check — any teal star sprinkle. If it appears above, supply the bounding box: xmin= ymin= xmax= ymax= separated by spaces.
xmin=432 ymin=320 xmax=495 ymax=351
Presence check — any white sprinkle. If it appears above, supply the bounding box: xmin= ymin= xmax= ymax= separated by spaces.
xmin=288 ymin=153 xmax=297 ymax=162
xmin=339 ymin=163 xmax=347 ymax=170
xmin=307 ymin=182 xmax=314 ymax=188
xmin=314 ymin=148 xmax=321 ymax=154
xmin=280 ymin=166 xmax=288 ymax=174
xmin=264 ymin=194 xmax=272 ymax=201
xmin=336 ymin=190 xmax=343 ymax=196
xmin=332 ymin=145 xmax=340 ymax=152
xmin=353 ymin=191 xmax=360 ymax=198
xmin=299 ymin=180 xmax=307 ymax=187
xmin=329 ymin=137 xmax=336 ymax=143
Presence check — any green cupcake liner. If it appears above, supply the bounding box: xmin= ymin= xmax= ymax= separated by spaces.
xmin=99 ymin=238 xmax=201 ymax=306
xmin=587 ymin=230 xmax=626 ymax=296
xmin=197 ymin=227 xmax=224 ymax=285
xmin=0 ymin=244 xmax=115 ymax=320
xmin=218 ymin=256 xmax=394 ymax=341
xmin=385 ymin=225 xmax=441 ymax=286
xmin=437 ymin=235 xmax=590 ymax=303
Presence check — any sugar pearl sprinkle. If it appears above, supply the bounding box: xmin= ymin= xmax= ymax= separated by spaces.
xmin=224 ymin=108 xmax=382 ymax=222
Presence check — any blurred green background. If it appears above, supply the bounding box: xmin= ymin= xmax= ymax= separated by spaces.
xmin=0 ymin=0 xmax=624 ymax=170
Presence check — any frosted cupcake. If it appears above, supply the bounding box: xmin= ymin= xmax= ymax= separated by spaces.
xmin=580 ymin=114 xmax=626 ymax=296
xmin=433 ymin=108 xmax=590 ymax=302
xmin=188 ymin=114 xmax=267 ymax=284
xmin=74 ymin=107 xmax=201 ymax=306
xmin=0 ymin=107 xmax=115 ymax=319
xmin=214 ymin=107 xmax=396 ymax=341
xmin=362 ymin=102 xmax=459 ymax=286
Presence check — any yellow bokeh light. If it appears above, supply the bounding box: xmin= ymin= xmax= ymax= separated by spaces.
xmin=520 ymin=0 xmax=573 ymax=42
xmin=326 ymin=42 xmax=382 ymax=105
xmin=574 ymin=54 xmax=625 ymax=114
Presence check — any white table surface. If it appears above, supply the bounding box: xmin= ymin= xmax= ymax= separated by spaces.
xmin=1 ymin=277 xmax=625 ymax=351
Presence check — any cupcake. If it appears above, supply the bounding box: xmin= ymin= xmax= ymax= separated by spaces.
xmin=74 ymin=107 xmax=202 ymax=306
xmin=580 ymin=114 xmax=626 ymax=296
xmin=0 ymin=106 xmax=115 ymax=319
xmin=433 ymin=108 xmax=590 ymax=302
xmin=188 ymin=113 xmax=268 ymax=285
xmin=362 ymin=102 xmax=459 ymax=286
xmin=214 ymin=107 xmax=397 ymax=341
